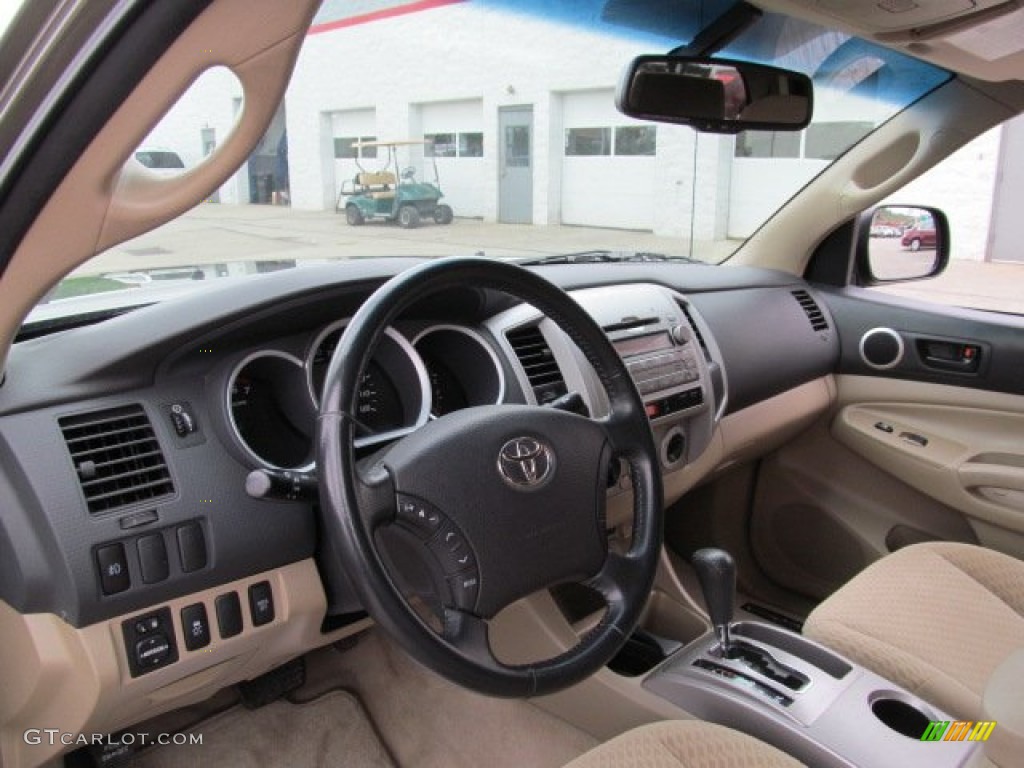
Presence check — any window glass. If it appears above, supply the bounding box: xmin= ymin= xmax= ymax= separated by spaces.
xmin=334 ymin=136 xmax=377 ymax=159
xmin=735 ymin=131 xmax=800 ymax=158
xmin=614 ymin=126 xmax=656 ymax=156
xmin=334 ymin=137 xmax=357 ymax=159
xmin=565 ymin=127 xmax=611 ymax=156
xmin=425 ymin=133 xmax=457 ymax=157
xmin=459 ymin=132 xmax=483 ymax=157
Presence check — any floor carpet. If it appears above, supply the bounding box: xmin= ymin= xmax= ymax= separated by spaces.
xmin=124 ymin=690 xmax=394 ymax=768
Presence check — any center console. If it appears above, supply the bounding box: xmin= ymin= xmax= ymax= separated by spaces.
xmin=642 ymin=549 xmax=979 ymax=768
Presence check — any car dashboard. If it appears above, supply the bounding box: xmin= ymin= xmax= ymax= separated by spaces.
xmin=0 ymin=258 xmax=839 ymax=765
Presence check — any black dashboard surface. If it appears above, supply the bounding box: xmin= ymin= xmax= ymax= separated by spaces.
xmin=0 ymin=260 xmax=838 ymax=627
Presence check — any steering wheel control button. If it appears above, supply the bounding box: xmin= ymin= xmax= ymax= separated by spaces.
xmin=396 ymin=495 xmax=443 ymax=535
xmin=122 ymin=607 xmax=178 ymax=677
xmin=176 ymin=521 xmax=208 ymax=573
xmin=428 ymin=523 xmax=477 ymax=575
xmin=497 ymin=436 xmax=555 ymax=489
xmin=181 ymin=603 xmax=211 ymax=651
xmin=137 ymin=533 xmax=169 ymax=584
xmin=96 ymin=542 xmax=131 ymax=595
xmin=248 ymin=581 xmax=275 ymax=627
xmin=448 ymin=572 xmax=480 ymax=611
xmin=215 ymin=592 xmax=244 ymax=638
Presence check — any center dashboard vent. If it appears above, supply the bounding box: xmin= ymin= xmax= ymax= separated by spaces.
xmin=677 ymin=301 xmax=710 ymax=361
xmin=59 ymin=404 xmax=175 ymax=514
xmin=791 ymin=289 xmax=829 ymax=332
xmin=506 ymin=325 xmax=567 ymax=404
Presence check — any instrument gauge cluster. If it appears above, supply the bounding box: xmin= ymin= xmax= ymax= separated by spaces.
xmin=221 ymin=320 xmax=505 ymax=470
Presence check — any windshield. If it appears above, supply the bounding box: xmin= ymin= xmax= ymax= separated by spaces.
xmin=30 ymin=0 xmax=948 ymax=324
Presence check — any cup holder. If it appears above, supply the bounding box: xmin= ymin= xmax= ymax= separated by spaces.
xmin=869 ymin=691 xmax=934 ymax=739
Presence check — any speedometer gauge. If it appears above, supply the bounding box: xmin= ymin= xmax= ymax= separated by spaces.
xmin=353 ymin=362 xmax=404 ymax=433
xmin=306 ymin=322 xmax=430 ymax=444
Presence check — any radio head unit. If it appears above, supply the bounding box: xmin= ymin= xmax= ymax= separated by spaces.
xmin=606 ymin=318 xmax=704 ymax=420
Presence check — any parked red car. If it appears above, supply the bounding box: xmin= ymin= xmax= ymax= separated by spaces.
xmin=901 ymin=226 xmax=937 ymax=250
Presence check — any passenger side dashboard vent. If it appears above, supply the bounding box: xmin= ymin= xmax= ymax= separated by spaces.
xmin=792 ymin=289 xmax=829 ymax=332
xmin=59 ymin=404 xmax=175 ymax=514
xmin=506 ymin=325 xmax=567 ymax=404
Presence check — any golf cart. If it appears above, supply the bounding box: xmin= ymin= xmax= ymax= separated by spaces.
xmin=337 ymin=139 xmax=454 ymax=228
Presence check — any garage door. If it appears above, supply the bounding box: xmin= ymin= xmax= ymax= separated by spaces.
xmin=561 ymin=90 xmax=657 ymax=230
xmin=331 ymin=108 xmax=377 ymax=205
xmin=419 ymin=99 xmax=484 ymax=219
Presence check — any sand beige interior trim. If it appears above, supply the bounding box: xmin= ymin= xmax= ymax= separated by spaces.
xmin=834 ymin=400 xmax=1024 ymax=539
xmin=0 ymin=559 xmax=370 ymax=768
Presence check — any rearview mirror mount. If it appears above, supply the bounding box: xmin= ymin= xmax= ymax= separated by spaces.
xmin=616 ymin=55 xmax=813 ymax=134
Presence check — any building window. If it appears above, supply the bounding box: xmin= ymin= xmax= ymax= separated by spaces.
xmin=425 ymin=133 xmax=457 ymax=157
xmin=735 ymin=131 xmax=800 ymax=159
xmin=614 ymin=126 xmax=656 ymax=156
xmin=459 ymin=132 xmax=483 ymax=157
xmin=805 ymin=121 xmax=873 ymax=160
xmin=334 ymin=136 xmax=377 ymax=159
xmin=565 ymin=127 xmax=611 ymax=156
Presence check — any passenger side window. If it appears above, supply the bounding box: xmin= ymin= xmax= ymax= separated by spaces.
xmin=868 ymin=113 xmax=1024 ymax=315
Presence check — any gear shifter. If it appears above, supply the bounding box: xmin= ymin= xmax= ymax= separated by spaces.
xmin=692 ymin=548 xmax=736 ymax=655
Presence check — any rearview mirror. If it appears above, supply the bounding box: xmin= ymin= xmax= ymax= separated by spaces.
xmin=858 ymin=205 xmax=950 ymax=283
xmin=616 ymin=55 xmax=813 ymax=134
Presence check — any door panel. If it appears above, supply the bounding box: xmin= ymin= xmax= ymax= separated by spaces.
xmin=750 ymin=285 xmax=1024 ymax=601
xmin=498 ymin=107 xmax=533 ymax=224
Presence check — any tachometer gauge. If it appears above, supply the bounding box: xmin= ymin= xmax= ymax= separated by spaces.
xmin=307 ymin=322 xmax=429 ymax=444
xmin=227 ymin=353 xmax=312 ymax=468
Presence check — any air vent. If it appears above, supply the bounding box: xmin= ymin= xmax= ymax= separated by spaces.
xmin=792 ymin=289 xmax=829 ymax=332
xmin=59 ymin=405 xmax=174 ymax=514
xmin=506 ymin=325 xmax=567 ymax=404
xmin=677 ymin=301 xmax=710 ymax=360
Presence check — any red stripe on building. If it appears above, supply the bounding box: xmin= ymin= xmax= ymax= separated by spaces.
xmin=308 ymin=0 xmax=467 ymax=35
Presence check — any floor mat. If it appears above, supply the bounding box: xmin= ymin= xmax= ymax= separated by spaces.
xmin=124 ymin=690 xmax=394 ymax=768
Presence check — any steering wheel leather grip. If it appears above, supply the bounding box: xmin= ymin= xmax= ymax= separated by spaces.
xmin=316 ymin=257 xmax=663 ymax=697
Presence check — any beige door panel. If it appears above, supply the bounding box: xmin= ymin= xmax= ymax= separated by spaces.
xmin=832 ymin=394 xmax=1024 ymax=549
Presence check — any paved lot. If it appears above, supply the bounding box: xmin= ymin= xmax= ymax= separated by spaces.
xmin=79 ymin=204 xmax=1024 ymax=315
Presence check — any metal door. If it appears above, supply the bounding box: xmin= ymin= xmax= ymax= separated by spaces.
xmin=499 ymin=107 xmax=533 ymax=224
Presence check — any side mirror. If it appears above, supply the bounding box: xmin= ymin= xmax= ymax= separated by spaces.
xmin=857 ymin=205 xmax=950 ymax=283
xmin=615 ymin=55 xmax=813 ymax=134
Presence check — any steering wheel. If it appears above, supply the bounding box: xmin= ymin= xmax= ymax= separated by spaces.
xmin=317 ymin=257 xmax=662 ymax=697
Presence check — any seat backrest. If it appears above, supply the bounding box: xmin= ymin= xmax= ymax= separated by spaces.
xmin=357 ymin=171 xmax=396 ymax=187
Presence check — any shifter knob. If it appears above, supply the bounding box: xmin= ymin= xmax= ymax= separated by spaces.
xmin=692 ymin=548 xmax=736 ymax=653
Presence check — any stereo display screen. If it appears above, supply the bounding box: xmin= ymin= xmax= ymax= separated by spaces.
xmin=613 ymin=331 xmax=672 ymax=358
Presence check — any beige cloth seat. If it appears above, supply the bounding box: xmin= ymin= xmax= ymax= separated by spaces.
xmin=804 ymin=541 xmax=1024 ymax=720
xmin=564 ymin=721 xmax=804 ymax=768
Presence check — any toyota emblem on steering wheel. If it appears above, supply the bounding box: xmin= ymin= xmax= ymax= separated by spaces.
xmin=498 ymin=436 xmax=555 ymax=489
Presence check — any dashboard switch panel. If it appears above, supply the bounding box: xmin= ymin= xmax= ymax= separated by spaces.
xmin=96 ymin=543 xmax=131 ymax=595
xmin=181 ymin=602 xmax=211 ymax=650
xmin=122 ymin=607 xmax=178 ymax=677
xmin=137 ymin=533 xmax=169 ymax=584
xmin=248 ymin=581 xmax=275 ymax=627
xmin=176 ymin=521 xmax=207 ymax=573
xmin=216 ymin=592 xmax=243 ymax=638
